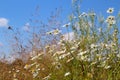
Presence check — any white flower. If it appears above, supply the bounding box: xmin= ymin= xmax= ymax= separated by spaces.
xmin=77 ymin=50 xmax=87 ymax=56
xmin=117 ymin=54 xmax=120 ymax=58
xmin=56 ymin=50 xmax=66 ymax=55
xmin=31 ymin=55 xmax=39 ymax=60
xmin=46 ymin=29 xmax=61 ymax=35
xmin=37 ymin=68 xmax=40 ymax=71
xmin=31 ymin=53 xmax=43 ymax=61
xmin=64 ymin=72 xmax=71 ymax=76
xmin=24 ymin=64 xmax=31 ymax=69
xmin=53 ymin=29 xmax=61 ymax=35
xmin=31 ymin=62 xmax=37 ymax=66
xmin=81 ymin=55 xmax=88 ymax=61
xmin=59 ymin=52 xmax=70 ymax=59
xmin=42 ymin=74 xmax=51 ymax=80
xmin=24 ymin=62 xmax=36 ymax=69
xmin=79 ymin=12 xmax=87 ymax=17
xmin=33 ymin=71 xmax=39 ymax=78
xmin=62 ymin=22 xmax=71 ymax=27
xmin=16 ymin=70 xmax=20 ymax=73
xmin=107 ymin=8 xmax=114 ymax=13
xmin=90 ymin=62 xmax=97 ymax=66
xmin=36 ymin=64 xmax=40 ymax=68
xmin=56 ymin=63 xmax=62 ymax=69
xmin=66 ymin=57 xmax=74 ymax=63
xmin=106 ymin=16 xmax=116 ymax=25
xmin=104 ymin=65 xmax=111 ymax=69
xmin=46 ymin=31 xmax=53 ymax=35
xmin=90 ymin=44 xmax=99 ymax=49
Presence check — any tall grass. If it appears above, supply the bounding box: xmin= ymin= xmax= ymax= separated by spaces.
xmin=0 ymin=0 xmax=120 ymax=80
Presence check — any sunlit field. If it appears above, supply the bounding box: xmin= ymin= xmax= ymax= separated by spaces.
xmin=0 ymin=0 xmax=120 ymax=80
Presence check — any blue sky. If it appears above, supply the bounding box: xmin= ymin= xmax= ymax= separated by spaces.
xmin=0 ymin=0 xmax=120 ymax=56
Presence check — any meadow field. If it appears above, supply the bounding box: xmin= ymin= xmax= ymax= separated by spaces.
xmin=0 ymin=0 xmax=120 ymax=80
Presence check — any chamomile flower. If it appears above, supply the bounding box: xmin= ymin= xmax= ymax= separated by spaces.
xmin=24 ymin=64 xmax=31 ymax=69
xmin=46 ymin=31 xmax=53 ymax=35
xmin=79 ymin=12 xmax=87 ymax=17
xmin=62 ymin=22 xmax=71 ymax=27
xmin=107 ymin=8 xmax=114 ymax=13
xmin=64 ymin=72 xmax=71 ymax=77
xmin=53 ymin=29 xmax=61 ymax=35
xmin=106 ymin=15 xmax=116 ymax=25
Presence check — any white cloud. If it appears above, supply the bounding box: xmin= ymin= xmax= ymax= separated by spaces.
xmin=0 ymin=18 xmax=9 ymax=27
xmin=63 ymin=32 xmax=74 ymax=41
xmin=23 ymin=23 xmax=30 ymax=31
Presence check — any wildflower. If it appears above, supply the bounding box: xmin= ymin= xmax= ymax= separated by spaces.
xmin=47 ymin=29 xmax=61 ymax=35
xmin=117 ymin=54 xmax=120 ymax=58
xmin=104 ymin=65 xmax=111 ymax=69
xmin=55 ymin=50 xmax=66 ymax=55
xmin=54 ymin=62 xmax=62 ymax=69
xmin=90 ymin=44 xmax=99 ymax=49
xmin=81 ymin=55 xmax=88 ymax=61
xmin=90 ymin=62 xmax=97 ymax=66
xmin=31 ymin=62 xmax=37 ymax=66
xmin=64 ymin=72 xmax=71 ymax=77
xmin=53 ymin=29 xmax=61 ymax=35
xmin=30 ymin=68 xmax=35 ymax=73
xmin=107 ymin=8 xmax=114 ymax=13
xmin=46 ymin=31 xmax=53 ymax=35
xmin=36 ymin=64 xmax=40 ymax=68
xmin=59 ymin=52 xmax=70 ymax=59
xmin=77 ymin=50 xmax=88 ymax=56
xmin=79 ymin=12 xmax=87 ymax=17
xmin=31 ymin=56 xmax=39 ymax=60
xmin=16 ymin=70 xmax=20 ymax=73
xmin=106 ymin=16 xmax=116 ymax=25
xmin=31 ymin=53 xmax=43 ymax=61
xmin=24 ymin=64 xmax=31 ymax=69
xmin=37 ymin=68 xmax=40 ymax=71
xmin=62 ymin=22 xmax=71 ymax=27
xmin=66 ymin=57 xmax=74 ymax=63
xmin=33 ymin=71 xmax=39 ymax=78
xmin=42 ymin=74 xmax=51 ymax=80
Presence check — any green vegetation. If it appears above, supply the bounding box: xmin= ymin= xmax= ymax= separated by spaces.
xmin=0 ymin=0 xmax=120 ymax=80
